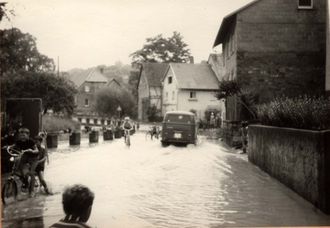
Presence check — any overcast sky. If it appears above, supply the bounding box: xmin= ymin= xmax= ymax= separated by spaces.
xmin=1 ymin=0 xmax=253 ymax=71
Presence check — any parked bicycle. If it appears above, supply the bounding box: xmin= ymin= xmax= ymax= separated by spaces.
xmin=2 ymin=146 xmax=40 ymax=205
xmin=145 ymin=125 xmax=161 ymax=140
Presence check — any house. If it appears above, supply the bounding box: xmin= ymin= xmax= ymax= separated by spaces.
xmin=161 ymin=63 xmax=220 ymax=119
xmin=137 ymin=63 xmax=169 ymax=121
xmin=208 ymin=53 xmax=225 ymax=81
xmin=68 ymin=68 xmax=121 ymax=126
xmin=213 ymin=0 xmax=327 ymax=121
xmin=208 ymin=53 xmax=226 ymax=120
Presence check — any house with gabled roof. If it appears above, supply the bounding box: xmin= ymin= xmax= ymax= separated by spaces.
xmin=68 ymin=68 xmax=121 ymax=126
xmin=161 ymin=63 xmax=220 ymax=119
xmin=137 ymin=63 xmax=169 ymax=121
xmin=213 ymin=0 xmax=327 ymax=121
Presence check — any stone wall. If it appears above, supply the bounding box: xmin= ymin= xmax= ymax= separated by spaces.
xmin=248 ymin=125 xmax=330 ymax=214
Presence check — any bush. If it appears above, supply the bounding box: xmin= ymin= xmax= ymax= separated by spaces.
xmin=257 ymin=96 xmax=330 ymax=130
xmin=42 ymin=115 xmax=80 ymax=133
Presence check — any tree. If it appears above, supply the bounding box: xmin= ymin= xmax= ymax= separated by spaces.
xmin=130 ymin=31 xmax=192 ymax=64
xmin=216 ymin=80 xmax=258 ymax=120
xmin=1 ymin=72 xmax=77 ymax=115
xmin=0 ymin=2 xmax=14 ymax=23
xmin=128 ymin=70 xmax=140 ymax=100
xmin=95 ymin=87 xmax=136 ymax=117
xmin=0 ymin=28 xmax=55 ymax=75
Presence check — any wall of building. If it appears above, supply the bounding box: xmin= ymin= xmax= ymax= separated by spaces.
xmin=149 ymin=86 xmax=162 ymax=110
xmin=233 ymin=0 xmax=326 ymax=111
xmin=237 ymin=52 xmax=325 ymax=103
xmin=208 ymin=54 xmax=225 ymax=81
xmin=162 ymin=68 xmax=178 ymax=115
xmin=237 ymin=0 xmax=326 ymax=53
xmin=326 ymin=0 xmax=330 ymax=93
xmin=222 ymin=23 xmax=238 ymax=81
xmin=177 ymin=90 xmax=219 ymax=119
xmin=248 ymin=125 xmax=330 ymax=214
xmin=138 ymin=74 xmax=149 ymax=120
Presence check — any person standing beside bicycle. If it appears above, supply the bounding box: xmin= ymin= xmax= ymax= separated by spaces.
xmin=34 ymin=136 xmax=52 ymax=195
xmin=13 ymin=127 xmax=39 ymax=197
xmin=121 ymin=117 xmax=133 ymax=146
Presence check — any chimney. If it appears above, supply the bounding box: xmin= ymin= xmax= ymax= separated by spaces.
xmin=100 ymin=67 xmax=104 ymax=74
xmin=189 ymin=56 xmax=194 ymax=64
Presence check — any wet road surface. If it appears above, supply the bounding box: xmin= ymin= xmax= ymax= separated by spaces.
xmin=2 ymin=132 xmax=330 ymax=227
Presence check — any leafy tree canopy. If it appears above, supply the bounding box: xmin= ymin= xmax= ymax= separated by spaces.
xmin=1 ymin=72 xmax=77 ymax=115
xmin=0 ymin=2 xmax=14 ymax=23
xmin=95 ymin=87 xmax=136 ymax=118
xmin=0 ymin=28 xmax=55 ymax=75
xmin=130 ymin=31 xmax=192 ymax=64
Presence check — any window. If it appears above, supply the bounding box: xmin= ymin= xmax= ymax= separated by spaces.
xmin=168 ymin=76 xmax=172 ymax=84
xmin=85 ymin=99 xmax=89 ymax=107
xmin=189 ymin=91 xmax=196 ymax=99
xmin=78 ymin=118 xmax=82 ymax=122
xmin=94 ymin=119 xmax=97 ymax=124
xmin=298 ymin=0 xmax=313 ymax=9
xmin=165 ymin=114 xmax=194 ymax=123
xmin=84 ymin=85 xmax=90 ymax=92
xmin=172 ymin=91 xmax=175 ymax=100
xmin=86 ymin=118 xmax=90 ymax=124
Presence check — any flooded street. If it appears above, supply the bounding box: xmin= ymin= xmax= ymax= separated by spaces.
xmin=2 ymin=132 xmax=330 ymax=228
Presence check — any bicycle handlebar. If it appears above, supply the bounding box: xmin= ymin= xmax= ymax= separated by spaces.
xmin=4 ymin=146 xmax=32 ymax=157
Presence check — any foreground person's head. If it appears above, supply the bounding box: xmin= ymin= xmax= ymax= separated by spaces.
xmin=18 ymin=128 xmax=30 ymax=141
xmin=62 ymin=184 xmax=95 ymax=222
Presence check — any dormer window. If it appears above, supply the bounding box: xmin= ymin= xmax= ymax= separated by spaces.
xmin=298 ymin=0 xmax=313 ymax=9
xmin=168 ymin=76 xmax=172 ymax=84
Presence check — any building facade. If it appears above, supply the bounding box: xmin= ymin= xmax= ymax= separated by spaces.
xmin=213 ymin=0 xmax=327 ymax=121
xmin=137 ymin=63 xmax=169 ymax=121
xmin=69 ymin=69 xmax=121 ymax=127
xmin=162 ymin=63 xmax=220 ymax=119
xmin=327 ymin=0 xmax=330 ymax=94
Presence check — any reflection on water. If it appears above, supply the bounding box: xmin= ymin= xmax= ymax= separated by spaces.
xmin=2 ymin=133 xmax=330 ymax=228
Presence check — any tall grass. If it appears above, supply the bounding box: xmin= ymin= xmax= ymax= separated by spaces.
xmin=42 ymin=115 xmax=80 ymax=133
xmin=257 ymin=96 xmax=330 ymax=130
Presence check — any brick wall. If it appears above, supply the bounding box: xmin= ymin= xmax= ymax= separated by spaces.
xmin=238 ymin=0 xmax=326 ymax=53
xmin=234 ymin=0 xmax=326 ymax=113
xmin=237 ymin=51 xmax=325 ymax=104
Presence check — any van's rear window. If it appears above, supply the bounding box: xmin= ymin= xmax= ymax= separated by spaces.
xmin=165 ymin=114 xmax=194 ymax=123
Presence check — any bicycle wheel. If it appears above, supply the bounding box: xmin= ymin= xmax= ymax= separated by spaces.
xmin=125 ymin=135 xmax=130 ymax=146
xmin=2 ymin=178 xmax=18 ymax=205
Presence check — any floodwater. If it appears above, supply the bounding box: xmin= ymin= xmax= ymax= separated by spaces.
xmin=2 ymin=132 xmax=330 ymax=228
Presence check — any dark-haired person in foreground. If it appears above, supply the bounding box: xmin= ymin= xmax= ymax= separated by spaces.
xmin=50 ymin=184 xmax=95 ymax=228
